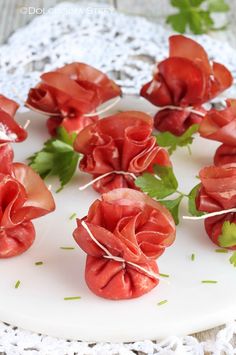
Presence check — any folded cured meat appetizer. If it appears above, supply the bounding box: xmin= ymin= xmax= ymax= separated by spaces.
xmin=0 ymin=95 xmax=27 ymax=143
xmin=195 ymin=164 xmax=236 ymax=248
xmin=0 ymin=144 xmax=55 ymax=258
xmin=74 ymin=111 xmax=171 ymax=193
xmin=26 ymin=62 xmax=121 ymax=135
xmin=199 ymin=99 xmax=236 ymax=165
xmin=214 ymin=145 xmax=236 ymax=166
xmin=73 ymin=188 xmax=176 ymax=299
xmin=141 ymin=35 xmax=233 ymax=136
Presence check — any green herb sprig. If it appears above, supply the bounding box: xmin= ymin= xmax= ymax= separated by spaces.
xmin=167 ymin=0 xmax=229 ymax=35
xmin=155 ymin=124 xmax=199 ymax=155
xmin=136 ymin=165 xmax=203 ymax=225
xmin=28 ymin=127 xmax=80 ymax=191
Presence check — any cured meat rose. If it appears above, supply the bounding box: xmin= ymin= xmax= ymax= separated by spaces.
xmin=196 ymin=164 xmax=236 ymax=249
xmin=214 ymin=145 xmax=236 ymax=166
xmin=0 ymin=144 xmax=55 ymax=258
xmin=74 ymin=111 xmax=171 ymax=193
xmin=140 ymin=35 xmax=233 ymax=136
xmin=0 ymin=95 xmax=27 ymax=143
xmin=199 ymin=100 xmax=236 ymax=166
xmin=26 ymin=63 xmax=121 ymax=136
xmin=199 ymin=100 xmax=236 ymax=146
xmin=73 ymin=188 xmax=176 ymax=299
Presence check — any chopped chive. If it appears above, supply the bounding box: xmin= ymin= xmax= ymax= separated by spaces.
xmin=15 ymin=280 xmax=21 ymax=289
xmin=201 ymin=280 xmax=218 ymax=284
xmin=159 ymin=273 xmax=170 ymax=278
xmin=215 ymin=249 xmax=228 ymax=253
xmin=69 ymin=213 xmax=77 ymax=220
xmin=64 ymin=296 xmax=81 ymax=301
xmin=191 ymin=253 xmax=195 ymax=261
xmin=56 ymin=186 xmax=63 ymax=193
xmin=60 ymin=247 xmax=75 ymax=250
xmin=157 ymin=299 xmax=168 ymax=306
xmin=35 ymin=261 xmax=43 ymax=266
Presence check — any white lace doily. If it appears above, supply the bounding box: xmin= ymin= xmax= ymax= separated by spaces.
xmin=1 ymin=2 xmax=236 ymax=354
xmin=0 ymin=1 xmax=236 ymax=108
xmin=1 ymin=320 xmax=236 ymax=355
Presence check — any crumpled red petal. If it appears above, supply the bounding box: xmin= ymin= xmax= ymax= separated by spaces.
xmin=0 ymin=95 xmax=27 ymax=143
xmin=75 ymin=111 xmax=171 ymax=193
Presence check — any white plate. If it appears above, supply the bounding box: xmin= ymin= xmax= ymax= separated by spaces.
xmin=0 ymin=96 xmax=235 ymax=342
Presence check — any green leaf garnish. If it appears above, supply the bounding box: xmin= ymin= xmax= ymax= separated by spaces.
xmin=159 ymin=196 xmax=183 ymax=225
xmin=28 ymin=127 xmax=80 ymax=190
xmin=166 ymin=0 xmax=229 ymax=34
xmin=64 ymin=296 xmax=81 ymax=301
xmin=35 ymin=261 xmax=43 ymax=266
xmin=155 ymin=124 xmax=199 ymax=155
xmin=69 ymin=213 xmax=77 ymax=220
xmin=229 ymin=252 xmax=236 ymax=267
xmin=208 ymin=0 xmax=229 ymax=12
xmin=201 ymin=280 xmax=218 ymax=284
xmin=135 ymin=165 xmax=178 ymax=199
xmin=191 ymin=253 xmax=195 ymax=261
xmin=215 ymin=249 xmax=228 ymax=253
xmin=157 ymin=299 xmax=168 ymax=306
xmin=188 ymin=183 xmax=205 ymax=217
xmin=60 ymin=247 xmax=75 ymax=250
xmin=15 ymin=280 xmax=21 ymax=289
xmin=159 ymin=273 xmax=170 ymax=278
xmin=218 ymin=221 xmax=236 ymax=248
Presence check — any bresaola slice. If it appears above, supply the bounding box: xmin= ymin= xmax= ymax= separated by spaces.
xmin=0 ymin=144 xmax=55 ymax=258
xmin=214 ymin=145 xmax=236 ymax=166
xmin=74 ymin=111 xmax=171 ymax=193
xmin=140 ymin=35 xmax=233 ymax=136
xmin=26 ymin=62 xmax=121 ymax=136
xmin=73 ymin=188 xmax=176 ymax=299
xmin=196 ymin=164 xmax=236 ymax=249
xmin=0 ymin=95 xmax=27 ymax=143
xmin=199 ymin=100 xmax=236 ymax=146
xmin=199 ymin=100 xmax=236 ymax=166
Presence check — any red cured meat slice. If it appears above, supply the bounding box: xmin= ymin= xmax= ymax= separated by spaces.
xmin=196 ymin=164 xmax=236 ymax=248
xmin=26 ymin=63 xmax=121 ymax=135
xmin=85 ymin=256 xmax=159 ymax=300
xmin=73 ymin=188 xmax=175 ymax=299
xmin=74 ymin=111 xmax=171 ymax=193
xmin=0 ymin=95 xmax=27 ymax=143
xmin=214 ymin=144 xmax=236 ymax=166
xmin=199 ymin=99 xmax=236 ymax=146
xmin=154 ymin=107 xmax=204 ymax=136
xmin=73 ymin=189 xmax=175 ymax=263
xmin=140 ymin=35 xmax=233 ymax=135
xmin=0 ymin=146 xmax=55 ymax=258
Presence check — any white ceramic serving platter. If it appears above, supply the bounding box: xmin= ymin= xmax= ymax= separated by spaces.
xmin=0 ymin=96 xmax=235 ymax=342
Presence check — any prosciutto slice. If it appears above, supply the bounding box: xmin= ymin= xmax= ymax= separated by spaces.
xmin=199 ymin=99 xmax=236 ymax=146
xmin=0 ymin=144 xmax=55 ymax=258
xmin=26 ymin=63 xmax=121 ymax=136
xmin=140 ymin=35 xmax=233 ymax=136
xmin=73 ymin=188 xmax=176 ymax=299
xmin=0 ymin=95 xmax=27 ymax=143
xmin=214 ymin=144 xmax=236 ymax=166
xmin=74 ymin=111 xmax=171 ymax=193
xmin=196 ymin=164 xmax=236 ymax=248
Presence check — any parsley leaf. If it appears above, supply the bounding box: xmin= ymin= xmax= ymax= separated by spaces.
xmin=166 ymin=0 xmax=229 ymax=34
xmin=28 ymin=127 xmax=80 ymax=190
xmin=188 ymin=183 xmax=205 ymax=217
xmin=159 ymin=196 xmax=183 ymax=225
xmin=208 ymin=0 xmax=229 ymax=12
xmin=230 ymin=252 xmax=236 ymax=267
xmin=156 ymin=124 xmax=199 ymax=155
xmin=135 ymin=165 xmax=178 ymax=199
xmin=218 ymin=221 xmax=236 ymax=248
